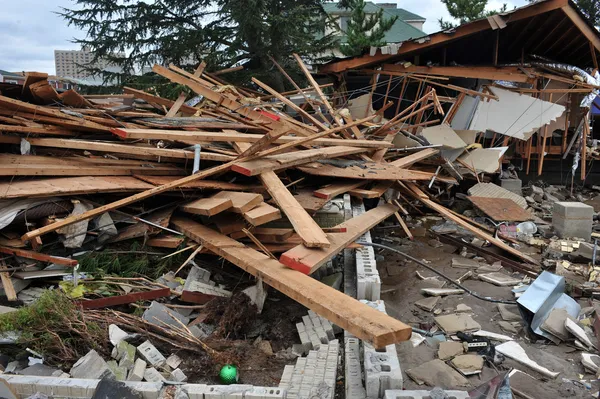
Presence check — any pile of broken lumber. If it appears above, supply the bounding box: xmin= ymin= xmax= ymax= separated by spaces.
xmin=0 ymin=58 xmax=537 ymax=348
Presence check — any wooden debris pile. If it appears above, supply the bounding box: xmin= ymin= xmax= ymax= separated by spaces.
xmin=0 ymin=57 xmax=543 ymax=349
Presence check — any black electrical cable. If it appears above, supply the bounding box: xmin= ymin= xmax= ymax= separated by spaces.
xmin=356 ymin=241 xmax=517 ymax=305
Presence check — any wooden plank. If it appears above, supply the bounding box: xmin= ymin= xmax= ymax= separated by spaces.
xmin=123 ymin=86 xmax=198 ymax=115
xmin=171 ymin=217 xmax=412 ymax=347
xmin=79 ymin=287 xmax=171 ymax=309
xmin=0 ymin=176 xmax=154 ymax=199
xmin=279 ymin=203 xmax=398 ymax=274
xmin=181 ymin=196 xmax=233 ymax=217
xmin=112 ymin=128 xmax=391 ymax=148
xmin=348 ymin=188 xmax=382 ymax=199
xmin=298 ymin=163 xmax=453 ymax=182
xmin=468 ymin=197 xmax=533 ymax=222
xmin=211 ymin=191 xmax=263 ymax=213
xmin=232 ymin=146 xmax=369 ymax=176
xmin=235 ymin=142 xmax=330 ymax=248
xmin=59 ymin=89 xmax=94 ymax=108
xmin=292 ymin=191 xmax=330 ymax=213
xmin=403 ymin=182 xmax=539 ymax=265
xmin=211 ymin=214 xmax=246 ymax=235
xmin=165 ymin=92 xmax=188 ymax=117
xmin=561 ymin=6 xmax=600 ymax=52
xmin=381 ymin=65 xmax=531 ymax=83
xmin=0 ymin=246 xmax=78 ymax=266
xmin=0 ymin=273 xmax=16 ymax=301
xmin=146 ymin=235 xmax=185 ymax=248
xmin=389 ymin=148 xmax=439 ymax=168
xmin=133 ymin=175 xmax=261 ymax=192
xmin=314 ymin=181 xmax=367 ymax=200
xmin=21 ymin=161 xmax=235 ymax=243
xmin=230 ymin=228 xmax=294 ymax=243
xmin=0 ymin=137 xmax=233 ymax=163
xmin=0 ymin=124 xmax=76 ymax=136
xmin=0 ymin=158 xmax=184 ymax=176
xmin=22 ymin=72 xmax=48 ymax=97
xmin=243 ymin=203 xmax=281 ymax=226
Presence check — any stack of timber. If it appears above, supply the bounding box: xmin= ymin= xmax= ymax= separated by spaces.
xmin=0 ymin=60 xmax=541 ymax=348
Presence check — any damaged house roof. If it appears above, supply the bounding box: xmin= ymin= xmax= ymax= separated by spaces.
xmin=319 ymin=0 xmax=600 ymax=73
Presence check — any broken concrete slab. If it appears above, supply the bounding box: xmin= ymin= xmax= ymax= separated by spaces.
xmin=169 ymin=368 xmax=187 ymax=382
xmin=144 ymin=367 xmax=166 ymax=383
xmin=476 ymin=262 xmax=503 ymax=273
xmin=242 ymin=280 xmax=267 ymax=314
xmin=414 ymin=296 xmax=440 ymax=312
xmin=18 ymin=364 xmax=60 ymax=377
xmin=455 ymin=304 xmax=472 ymax=313
xmin=497 ymin=303 xmax=521 ymax=322
xmin=92 ymin=377 xmax=142 ymax=399
xmin=406 ymin=359 xmax=470 ymax=387
xmin=115 ymin=340 xmax=136 ymax=369
xmin=421 ymin=288 xmax=465 ymax=297
xmin=495 ymin=341 xmax=560 ymax=378
xmin=437 ymin=341 xmax=465 ymax=361
xmin=70 ymin=349 xmax=114 ymax=380
xmin=106 ymin=360 xmax=128 ymax=381
xmin=451 ymin=257 xmax=482 ymax=269
xmin=472 ymin=330 xmax=513 ymax=342
xmin=181 ymin=280 xmax=231 ymax=304
xmin=142 ymin=301 xmax=190 ymax=329
xmin=565 ymin=318 xmax=595 ymax=350
xmin=451 ymin=354 xmax=484 ymax=375
xmin=497 ymin=321 xmax=519 ymax=334
xmin=540 ymin=308 xmax=575 ymax=342
xmin=166 ymin=354 xmax=182 ymax=370
xmin=128 ymin=359 xmax=146 ymax=382
xmin=581 ymin=353 xmax=600 ymax=374
xmin=109 ymin=324 xmax=132 ymax=346
xmin=434 ymin=314 xmax=481 ymax=334
xmin=479 ymin=272 xmax=522 ymax=286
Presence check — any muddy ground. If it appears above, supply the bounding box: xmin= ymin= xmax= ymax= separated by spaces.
xmin=375 ymin=227 xmax=598 ymax=398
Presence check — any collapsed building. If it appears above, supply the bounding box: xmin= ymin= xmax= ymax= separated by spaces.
xmin=0 ymin=0 xmax=600 ymax=397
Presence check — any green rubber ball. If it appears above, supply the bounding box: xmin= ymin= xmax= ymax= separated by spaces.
xmin=219 ymin=364 xmax=239 ymax=384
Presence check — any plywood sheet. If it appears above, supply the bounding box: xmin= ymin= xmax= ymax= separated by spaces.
xmin=467 ymin=182 xmax=527 ymax=208
xmin=421 ymin=124 xmax=467 ymax=149
xmin=458 ymin=147 xmax=507 ymax=173
xmin=468 ymin=196 xmax=533 ymax=222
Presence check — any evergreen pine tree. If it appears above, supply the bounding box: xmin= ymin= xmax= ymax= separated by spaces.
xmin=338 ymin=0 xmax=398 ymax=57
xmin=59 ymin=0 xmax=338 ymax=91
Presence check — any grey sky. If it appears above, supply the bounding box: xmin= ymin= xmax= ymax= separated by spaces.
xmin=0 ymin=0 xmax=527 ymax=75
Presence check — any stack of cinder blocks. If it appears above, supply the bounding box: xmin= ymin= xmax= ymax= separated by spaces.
xmin=352 ymin=202 xmax=381 ymax=301
xmin=279 ymin=341 xmax=339 ymax=399
xmin=295 ymin=311 xmax=336 ymax=355
xmin=552 ymin=202 xmax=594 ymax=240
xmin=360 ymin=300 xmax=403 ymax=398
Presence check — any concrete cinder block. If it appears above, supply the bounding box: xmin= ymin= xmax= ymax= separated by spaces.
xmin=345 ymin=335 xmax=366 ymax=399
xmin=353 ymin=202 xmax=381 ymax=301
xmin=384 ymin=389 xmax=470 ymax=399
xmin=144 ymin=367 xmax=166 ymax=383
xmin=137 ymin=340 xmax=167 ymax=368
xmin=553 ymin=202 xmax=594 ymax=240
xmin=169 ymin=368 xmax=188 ymax=382
xmin=499 ymin=179 xmax=522 ymax=196
xmin=128 ymin=358 xmax=147 ymax=382
xmin=244 ymin=386 xmax=286 ymax=398
xmin=204 ymin=384 xmax=254 ymax=399
xmin=181 ymin=383 xmax=209 ymax=399
xmin=143 ymin=301 xmax=190 ymax=329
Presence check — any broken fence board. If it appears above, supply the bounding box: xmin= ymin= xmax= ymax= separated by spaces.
xmin=298 ymin=162 xmax=455 ymax=182
xmin=279 ymin=203 xmax=398 ymax=274
xmin=171 ymin=217 xmax=412 ymax=347
xmin=0 ymin=246 xmax=78 ymax=267
xmin=79 ymin=288 xmax=171 ymax=309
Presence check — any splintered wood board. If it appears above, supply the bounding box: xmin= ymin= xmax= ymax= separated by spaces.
xmin=133 ymin=175 xmax=261 ymax=192
xmin=314 ymin=181 xmax=366 ymax=200
xmin=243 ymin=203 xmax=281 ymax=226
xmin=211 ymin=191 xmax=264 ymax=213
xmin=181 ymin=197 xmax=233 ymax=217
xmin=468 ymin=197 xmax=533 ymax=222
xmin=297 ymin=163 xmax=455 ymax=182
xmin=171 ymin=217 xmax=412 ymax=347
xmin=0 ymin=176 xmax=155 ymax=199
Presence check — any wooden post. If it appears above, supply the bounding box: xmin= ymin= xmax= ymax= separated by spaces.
xmin=382 ymin=75 xmax=393 ymax=106
xmin=581 ymin=113 xmax=589 ymax=181
xmin=493 ymin=30 xmax=500 ymax=66
xmin=394 ymin=77 xmax=409 ymax=116
xmin=526 ymin=136 xmax=533 ymax=175
xmin=563 ymin=94 xmax=571 ymax=153
xmin=537 ymin=93 xmax=553 ymax=175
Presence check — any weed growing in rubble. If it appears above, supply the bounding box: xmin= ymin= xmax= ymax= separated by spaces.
xmin=0 ymin=290 xmax=107 ymax=368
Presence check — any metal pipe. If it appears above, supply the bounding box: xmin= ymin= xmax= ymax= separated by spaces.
xmin=193 ymin=144 xmax=201 ymax=174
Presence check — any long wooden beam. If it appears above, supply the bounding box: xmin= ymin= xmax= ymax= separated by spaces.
xmin=171 ymin=217 xmax=412 ymax=347
xmin=231 ymin=146 xmax=368 ymax=176
xmin=280 ymin=203 xmax=399 ymax=274
xmin=561 ymin=6 xmax=600 ymax=52
xmin=379 ymin=65 xmax=531 ymax=83
xmin=0 ymin=137 xmax=233 ymax=162
xmin=0 ymin=246 xmax=78 ymax=267
xmin=235 ymin=142 xmax=330 ymax=248
xmin=111 ymin=128 xmax=391 ymax=148
xmin=123 ymin=86 xmax=198 ymax=115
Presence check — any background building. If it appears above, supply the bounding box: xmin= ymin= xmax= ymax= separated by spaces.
xmin=0 ymin=70 xmax=25 ymax=84
xmin=54 ymin=47 xmax=124 ymax=83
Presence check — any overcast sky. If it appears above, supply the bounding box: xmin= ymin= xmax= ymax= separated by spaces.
xmin=0 ymin=0 xmax=528 ymax=74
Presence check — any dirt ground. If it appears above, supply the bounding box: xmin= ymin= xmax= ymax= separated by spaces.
xmin=375 ymin=229 xmax=597 ymax=397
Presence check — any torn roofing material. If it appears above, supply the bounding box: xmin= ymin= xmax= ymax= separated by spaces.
xmin=468 ymin=87 xmax=566 ymax=141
